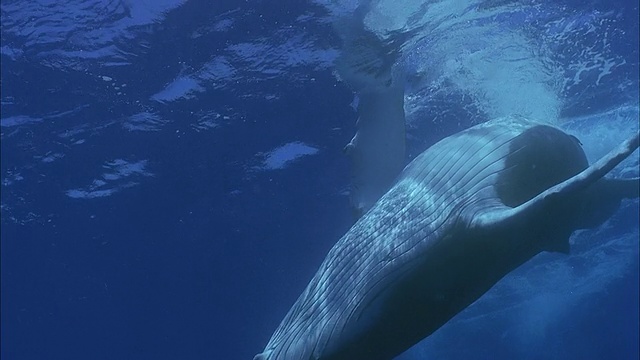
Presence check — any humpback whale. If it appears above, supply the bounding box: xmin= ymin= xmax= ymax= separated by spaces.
xmin=254 ymin=11 xmax=639 ymax=360
xmin=254 ymin=115 xmax=639 ymax=360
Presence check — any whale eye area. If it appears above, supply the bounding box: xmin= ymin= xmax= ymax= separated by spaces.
xmin=496 ymin=125 xmax=588 ymax=207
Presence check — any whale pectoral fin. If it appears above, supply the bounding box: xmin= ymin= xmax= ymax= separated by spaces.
xmin=333 ymin=5 xmax=402 ymax=92
xmin=335 ymin=15 xmax=406 ymax=219
xmin=472 ymin=132 xmax=639 ymax=236
xmin=334 ymin=27 xmax=397 ymax=90
xmin=346 ymin=86 xmax=406 ymax=218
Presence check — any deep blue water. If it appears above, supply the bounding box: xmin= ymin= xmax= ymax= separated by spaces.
xmin=1 ymin=1 xmax=638 ymax=360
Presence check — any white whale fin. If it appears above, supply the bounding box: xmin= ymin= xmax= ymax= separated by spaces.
xmin=335 ymin=12 xmax=406 ymax=219
xmin=473 ymin=131 xmax=640 ymax=236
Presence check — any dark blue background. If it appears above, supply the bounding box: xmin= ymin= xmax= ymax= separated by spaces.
xmin=1 ymin=1 xmax=638 ymax=359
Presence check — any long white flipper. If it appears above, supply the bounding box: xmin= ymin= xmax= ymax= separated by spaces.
xmin=334 ymin=12 xmax=406 ymax=219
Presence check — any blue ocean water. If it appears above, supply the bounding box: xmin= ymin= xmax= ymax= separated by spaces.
xmin=1 ymin=1 xmax=637 ymax=360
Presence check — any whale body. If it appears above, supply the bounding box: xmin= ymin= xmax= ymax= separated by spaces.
xmin=254 ymin=116 xmax=639 ymax=360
